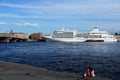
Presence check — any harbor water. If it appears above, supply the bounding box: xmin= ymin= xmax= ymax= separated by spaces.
xmin=0 ymin=42 xmax=120 ymax=80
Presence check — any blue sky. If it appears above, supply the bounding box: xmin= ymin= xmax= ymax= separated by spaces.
xmin=0 ymin=0 xmax=120 ymax=34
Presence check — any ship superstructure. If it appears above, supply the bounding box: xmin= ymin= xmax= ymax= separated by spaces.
xmin=87 ymin=27 xmax=117 ymax=42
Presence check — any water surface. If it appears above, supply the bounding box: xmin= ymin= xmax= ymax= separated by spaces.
xmin=0 ymin=42 xmax=120 ymax=80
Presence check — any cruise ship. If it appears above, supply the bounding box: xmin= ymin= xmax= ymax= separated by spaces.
xmin=86 ymin=27 xmax=117 ymax=42
xmin=43 ymin=27 xmax=117 ymax=42
xmin=43 ymin=28 xmax=87 ymax=42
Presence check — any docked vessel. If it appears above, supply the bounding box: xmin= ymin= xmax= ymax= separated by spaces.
xmin=43 ymin=28 xmax=87 ymax=42
xmin=43 ymin=27 xmax=117 ymax=42
xmin=87 ymin=27 xmax=117 ymax=42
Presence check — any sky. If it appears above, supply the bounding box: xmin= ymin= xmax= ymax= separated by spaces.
xmin=0 ymin=0 xmax=120 ymax=34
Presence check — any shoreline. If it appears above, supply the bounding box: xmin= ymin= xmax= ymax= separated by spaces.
xmin=0 ymin=61 xmax=111 ymax=80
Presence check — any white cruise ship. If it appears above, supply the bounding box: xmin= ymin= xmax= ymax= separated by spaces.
xmin=43 ymin=27 xmax=117 ymax=42
xmin=86 ymin=27 xmax=117 ymax=42
xmin=43 ymin=28 xmax=87 ymax=42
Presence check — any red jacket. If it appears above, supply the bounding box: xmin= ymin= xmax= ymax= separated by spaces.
xmin=86 ymin=69 xmax=91 ymax=77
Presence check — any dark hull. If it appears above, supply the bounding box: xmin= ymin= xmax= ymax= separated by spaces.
xmin=86 ymin=40 xmax=104 ymax=42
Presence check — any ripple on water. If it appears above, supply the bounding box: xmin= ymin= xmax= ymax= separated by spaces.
xmin=0 ymin=42 xmax=120 ymax=80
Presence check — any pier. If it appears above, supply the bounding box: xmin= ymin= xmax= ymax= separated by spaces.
xmin=0 ymin=32 xmax=29 ymax=42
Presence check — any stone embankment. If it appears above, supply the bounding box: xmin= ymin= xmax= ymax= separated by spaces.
xmin=0 ymin=61 xmax=111 ymax=80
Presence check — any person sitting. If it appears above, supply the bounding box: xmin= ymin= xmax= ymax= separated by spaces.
xmin=84 ymin=67 xmax=95 ymax=78
xmin=91 ymin=68 xmax=95 ymax=77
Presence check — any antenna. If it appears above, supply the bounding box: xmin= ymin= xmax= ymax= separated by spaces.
xmin=61 ymin=26 xmax=65 ymax=31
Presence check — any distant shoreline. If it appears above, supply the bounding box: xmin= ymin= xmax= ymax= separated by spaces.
xmin=0 ymin=31 xmax=120 ymax=42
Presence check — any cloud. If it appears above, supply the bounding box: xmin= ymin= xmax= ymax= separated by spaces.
xmin=0 ymin=21 xmax=6 ymax=25
xmin=0 ymin=3 xmax=46 ymax=10
xmin=0 ymin=0 xmax=120 ymax=20
xmin=0 ymin=21 xmax=40 ymax=27
xmin=14 ymin=22 xmax=39 ymax=27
